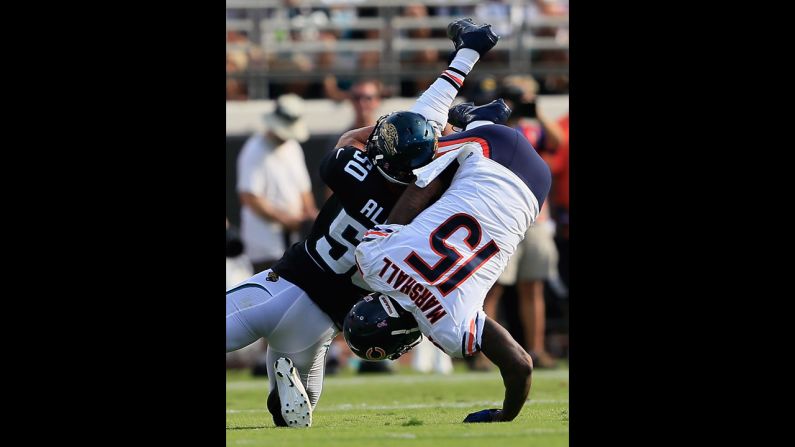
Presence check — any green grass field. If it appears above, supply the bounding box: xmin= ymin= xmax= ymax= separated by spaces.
xmin=226 ymin=363 xmax=568 ymax=446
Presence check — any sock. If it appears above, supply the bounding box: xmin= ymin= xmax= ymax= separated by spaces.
xmin=448 ymin=48 xmax=480 ymax=76
xmin=410 ymin=49 xmax=481 ymax=132
xmin=465 ymin=120 xmax=493 ymax=130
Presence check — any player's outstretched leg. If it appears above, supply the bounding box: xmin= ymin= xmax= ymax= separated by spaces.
xmin=410 ymin=17 xmax=500 ymax=129
xmin=273 ymin=357 xmax=312 ymax=427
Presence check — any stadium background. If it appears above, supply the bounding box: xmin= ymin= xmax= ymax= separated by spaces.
xmin=226 ymin=0 xmax=568 ymax=422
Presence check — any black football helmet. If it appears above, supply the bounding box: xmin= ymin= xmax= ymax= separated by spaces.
xmin=365 ymin=111 xmax=437 ymax=185
xmin=343 ymin=293 xmax=422 ymax=361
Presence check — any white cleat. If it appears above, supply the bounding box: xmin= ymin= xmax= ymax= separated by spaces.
xmin=274 ymin=357 xmax=312 ymax=428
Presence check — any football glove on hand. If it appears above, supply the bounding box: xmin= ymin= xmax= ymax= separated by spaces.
xmin=448 ymin=98 xmax=512 ymax=130
xmin=463 ymin=408 xmax=502 ymax=423
xmin=361 ymin=224 xmax=403 ymax=243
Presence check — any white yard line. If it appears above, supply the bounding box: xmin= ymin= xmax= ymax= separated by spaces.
xmin=227 ymin=399 xmax=568 ymax=413
xmin=227 ymin=370 xmax=568 ymax=391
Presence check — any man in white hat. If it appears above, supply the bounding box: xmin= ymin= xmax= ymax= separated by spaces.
xmin=237 ymin=93 xmax=319 ymax=273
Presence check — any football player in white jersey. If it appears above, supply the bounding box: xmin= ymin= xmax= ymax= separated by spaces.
xmin=345 ymin=97 xmax=552 ymax=423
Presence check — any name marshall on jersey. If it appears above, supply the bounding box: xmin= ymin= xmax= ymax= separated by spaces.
xmin=373 ymin=257 xmax=447 ymax=324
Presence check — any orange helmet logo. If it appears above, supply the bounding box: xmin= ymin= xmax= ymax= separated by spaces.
xmin=365 ymin=347 xmax=386 ymax=360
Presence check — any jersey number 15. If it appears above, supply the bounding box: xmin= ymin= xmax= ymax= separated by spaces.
xmin=405 ymin=213 xmax=500 ymax=296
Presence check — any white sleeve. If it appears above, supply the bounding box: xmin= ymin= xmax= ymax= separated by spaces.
xmin=423 ymin=308 xmax=486 ymax=358
xmin=236 ymin=139 xmax=265 ymax=193
xmin=409 ymin=79 xmax=455 ymax=135
xmin=409 ymin=49 xmax=480 ymax=132
xmin=458 ymin=309 xmax=487 ymax=357
xmin=354 ymin=225 xmax=405 ymax=294
xmin=412 ymin=150 xmax=459 ymax=187
xmin=412 ymin=142 xmax=482 ymax=187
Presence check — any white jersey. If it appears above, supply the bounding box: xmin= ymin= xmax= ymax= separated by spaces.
xmin=355 ymin=146 xmax=541 ymax=357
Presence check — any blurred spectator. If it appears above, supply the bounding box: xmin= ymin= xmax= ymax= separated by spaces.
xmin=478 ymin=75 xmax=565 ymax=369
xmin=404 ymin=3 xmax=434 ymax=39
xmin=549 ymin=112 xmax=569 ymax=239
xmin=400 ymin=3 xmax=442 ymax=96
xmin=347 ymin=79 xmax=384 ymax=129
xmin=548 ymin=112 xmax=569 ymax=295
xmin=411 ymin=338 xmax=454 ymax=375
xmin=328 ymin=3 xmax=358 ymax=40
xmin=501 ymin=75 xmax=563 ymax=153
xmin=226 ymin=217 xmax=252 ymax=289
xmin=226 ymin=28 xmax=270 ymax=100
xmin=226 ymin=2 xmax=567 ymax=100
xmin=226 ymin=219 xmax=244 ymax=258
xmin=226 ymin=218 xmax=257 ymax=370
xmin=322 ymin=78 xmax=385 ymax=198
xmin=483 ymin=205 xmax=560 ymax=369
xmin=474 ymin=0 xmax=513 ymax=38
xmin=469 ymin=75 xmax=501 ymax=105
xmin=226 ymin=30 xmax=250 ymax=68
xmin=247 ymin=1 xmax=340 ymax=99
xmin=322 ymin=74 xmax=349 ymax=103
xmin=227 ymin=31 xmax=250 ymax=100
xmin=236 ymin=94 xmax=319 ymax=274
xmin=227 ymin=78 xmax=248 ymax=101
xmin=354 ymin=7 xmax=382 ymax=72
xmin=358 ymin=29 xmax=382 ymax=72
xmin=432 ymin=3 xmax=476 ymax=18
xmin=527 ymin=0 xmax=569 ymax=93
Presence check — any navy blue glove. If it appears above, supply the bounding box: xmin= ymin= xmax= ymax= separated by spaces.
xmin=448 ymin=99 xmax=512 ymax=130
xmin=463 ymin=408 xmax=502 ymax=423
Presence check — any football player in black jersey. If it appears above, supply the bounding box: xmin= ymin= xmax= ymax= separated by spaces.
xmin=226 ymin=18 xmax=500 ymax=427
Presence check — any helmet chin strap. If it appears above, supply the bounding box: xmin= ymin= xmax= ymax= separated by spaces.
xmin=386 ymin=333 xmax=424 ymax=360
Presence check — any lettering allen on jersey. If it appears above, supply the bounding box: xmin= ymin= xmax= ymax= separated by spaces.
xmin=360 ymin=199 xmax=385 ymax=225
xmin=377 ymin=257 xmax=447 ymax=324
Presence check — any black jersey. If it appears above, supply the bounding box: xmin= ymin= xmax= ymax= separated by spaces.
xmin=272 ymin=146 xmax=401 ymax=329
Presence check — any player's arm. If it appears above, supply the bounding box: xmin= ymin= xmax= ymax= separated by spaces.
xmin=239 ymin=192 xmax=303 ymax=231
xmin=386 ymin=162 xmax=457 ymax=225
xmin=335 ymin=126 xmax=374 ymax=150
xmin=536 ymin=107 xmax=565 ymax=153
xmin=465 ymin=317 xmax=534 ymax=423
xmin=301 ymin=191 xmax=319 ymax=220
xmin=387 ymin=97 xmax=511 ymax=226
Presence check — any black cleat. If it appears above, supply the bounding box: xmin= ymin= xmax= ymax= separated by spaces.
xmin=273 ymin=357 xmax=312 ymax=428
xmin=446 ymin=17 xmax=500 ymax=58
xmin=267 ymin=389 xmax=288 ymax=427
xmin=447 ymin=17 xmax=477 ymax=44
